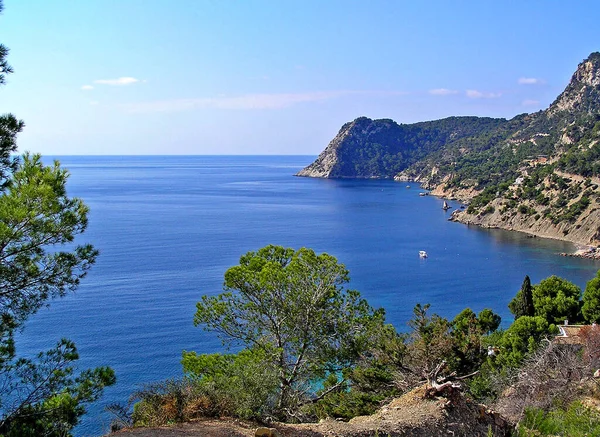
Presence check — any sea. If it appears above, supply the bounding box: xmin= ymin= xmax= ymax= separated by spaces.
xmin=13 ymin=155 xmax=600 ymax=436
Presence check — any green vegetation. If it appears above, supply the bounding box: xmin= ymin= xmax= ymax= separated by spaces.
xmin=187 ymin=245 xmax=386 ymax=421
xmin=0 ymin=4 xmax=114 ymax=434
xmin=332 ymin=116 xmax=513 ymax=179
xmin=306 ymin=54 xmax=600 ymax=229
xmin=582 ymin=270 xmax=600 ymax=323
xmin=508 ymin=275 xmax=535 ymax=319
xmin=131 ymin=242 xmax=600 ymax=433
xmin=531 ymin=275 xmax=582 ymax=324
xmin=519 ymin=402 xmax=600 ymax=437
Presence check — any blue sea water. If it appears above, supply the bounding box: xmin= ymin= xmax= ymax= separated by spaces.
xmin=14 ymin=155 xmax=600 ymax=436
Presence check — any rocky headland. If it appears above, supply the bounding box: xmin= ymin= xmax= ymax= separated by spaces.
xmin=297 ymin=53 xmax=600 ymax=252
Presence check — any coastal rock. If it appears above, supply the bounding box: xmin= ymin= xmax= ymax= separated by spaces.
xmin=296 ymin=117 xmax=407 ymax=179
xmin=296 ymin=116 xmax=510 ymax=180
xmin=298 ymin=52 xmax=600 ymax=248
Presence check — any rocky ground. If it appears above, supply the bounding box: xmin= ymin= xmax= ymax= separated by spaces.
xmin=112 ymin=385 xmax=512 ymax=437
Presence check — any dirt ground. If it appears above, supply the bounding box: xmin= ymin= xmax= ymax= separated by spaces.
xmin=113 ymin=385 xmax=512 ymax=437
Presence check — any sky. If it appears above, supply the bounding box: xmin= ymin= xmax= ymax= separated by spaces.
xmin=0 ymin=0 xmax=599 ymax=155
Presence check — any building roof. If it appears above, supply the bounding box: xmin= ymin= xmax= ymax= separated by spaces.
xmin=554 ymin=324 xmax=588 ymax=345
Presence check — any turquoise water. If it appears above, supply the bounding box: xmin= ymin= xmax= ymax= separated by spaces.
xmin=14 ymin=155 xmax=600 ymax=436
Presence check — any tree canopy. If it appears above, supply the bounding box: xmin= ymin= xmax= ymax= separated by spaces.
xmin=532 ymin=276 xmax=581 ymax=325
xmin=509 ymin=275 xmax=535 ymax=320
xmin=582 ymin=271 xmax=600 ymax=323
xmin=187 ymin=245 xmax=385 ymax=418
xmin=0 ymin=3 xmax=115 ymax=434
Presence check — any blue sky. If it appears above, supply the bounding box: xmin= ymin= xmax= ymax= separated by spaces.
xmin=1 ymin=0 xmax=599 ymax=155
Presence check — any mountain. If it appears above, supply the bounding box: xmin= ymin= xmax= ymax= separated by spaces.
xmin=297 ymin=53 xmax=600 ymax=247
xmin=295 ymin=116 xmax=512 ymax=179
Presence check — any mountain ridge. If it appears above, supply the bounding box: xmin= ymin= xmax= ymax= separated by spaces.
xmin=297 ymin=53 xmax=600 ymax=247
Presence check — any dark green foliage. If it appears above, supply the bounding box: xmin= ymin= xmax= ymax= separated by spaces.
xmin=582 ymin=270 xmax=600 ymax=323
xmin=0 ymin=6 xmax=114 ymax=432
xmin=0 ymin=339 xmax=115 ymax=435
xmin=532 ymin=276 xmax=582 ymax=324
xmin=191 ymin=245 xmax=385 ymax=419
xmin=494 ymin=316 xmax=556 ymax=368
xmin=508 ymin=276 xmax=535 ymax=319
xmin=312 ymin=322 xmax=406 ymax=420
xmin=450 ymin=308 xmax=501 ymax=374
xmin=330 ymin=116 xmax=512 ymax=179
xmin=477 ymin=309 xmax=501 ymax=334
xmin=180 ymin=347 xmax=279 ymax=419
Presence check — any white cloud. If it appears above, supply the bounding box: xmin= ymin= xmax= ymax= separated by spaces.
xmin=429 ymin=88 xmax=459 ymax=96
xmin=94 ymin=77 xmax=140 ymax=86
xmin=122 ymin=90 xmax=406 ymax=113
xmin=518 ymin=77 xmax=542 ymax=85
xmin=466 ymin=89 xmax=502 ymax=99
xmin=522 ymin=99 xmax=540 ymax=106
xmin=81 ymin=85 xmax=94 ymax=90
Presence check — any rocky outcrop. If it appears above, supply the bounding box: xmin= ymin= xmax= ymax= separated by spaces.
xmin=548 ymin=52 xmax=600 ymax=117
xmin=450 ymin=198 xmax=600 ymax=247
xmin=298 ymin=52 xmax=600 ymax=248
xmin=295 ymin=118 xmax=360 ymax=178
xmin=297 ymin=116 xmax=511 ymax=179
xmin=113 ymin=385 xmax=513 ymax=437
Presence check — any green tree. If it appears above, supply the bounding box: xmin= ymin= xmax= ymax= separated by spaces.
xmin=0 ymin=4 xmax=115 ymax=433
xmin=179 ymin=347 xmax=279 ymax=420
xmin=509 ymin=275 xmax=535 ymax=319
xmin=477 ymin=308 xmax=502 ymax=334
xmin=532 ymin=276 xmax=582 ymax=325
xmin=190 ymin=245 xmax=385 ymax=419
xmin=582 ymin=270 xmax=600 ymax=323
xmin=451 ymin=308 xmax=501 ymax=374
xmin=496 ymin=316 xmax=556 ymax=368
xmin=405 ymin=304 xmax=453 ymax=378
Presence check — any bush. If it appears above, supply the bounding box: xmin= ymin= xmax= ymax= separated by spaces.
xmin=181 ymin=347 xmax=280 ymax=420
xmin=132 ymin=379 xmax=212 ymax=427
xmin=519 ymin=402 xmax=600 ymax=437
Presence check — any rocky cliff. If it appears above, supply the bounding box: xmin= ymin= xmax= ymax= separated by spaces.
xmin=296 ymin=116 xmax=510 ymax=179
xmin=298 ymin=53 xmax=600 ymax=247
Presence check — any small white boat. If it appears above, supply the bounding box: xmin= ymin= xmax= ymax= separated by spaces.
xmin=442 ymin=201 xmax=451 ymax=210
xmin=419 ymin=250 xmax=428 ymax=258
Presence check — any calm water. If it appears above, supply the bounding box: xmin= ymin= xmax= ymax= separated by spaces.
xmin=15 ymin=156 xmax=600 ymax=436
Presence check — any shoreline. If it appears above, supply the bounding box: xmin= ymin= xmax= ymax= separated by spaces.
xmin=413 ymin=182 xmax=600 ymax=261
xmin=560 ymin=246 xmax=600 ymax=260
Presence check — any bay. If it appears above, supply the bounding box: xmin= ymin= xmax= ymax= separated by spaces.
xmin=15 ymin=155 xmax=600 ymax=436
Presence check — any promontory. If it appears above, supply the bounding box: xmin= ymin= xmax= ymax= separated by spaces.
xmin=297 ymin=53 xmax=600 ymax=248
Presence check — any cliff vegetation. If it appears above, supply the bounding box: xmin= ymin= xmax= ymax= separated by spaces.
xmin=298 ymin=53 xmax=600 ymax=246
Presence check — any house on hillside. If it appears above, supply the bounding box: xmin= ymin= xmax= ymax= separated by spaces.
xmin=554 ymin=323 xmax=586 ymax=345
xmin=554 ymin=322 xmax=600 ymax=345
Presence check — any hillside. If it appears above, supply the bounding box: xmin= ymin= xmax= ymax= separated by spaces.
xmin=297 ymin=53 xmax=600 ymax=247
xmin=114 ymin=385 xmax=511 ymax=437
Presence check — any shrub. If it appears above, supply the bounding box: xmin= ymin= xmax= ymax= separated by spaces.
xmin=519 ymin=402 xmax=600 ymax=437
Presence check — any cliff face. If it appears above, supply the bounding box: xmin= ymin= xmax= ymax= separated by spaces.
xmin=298 ymin=53 xmax=600 ymax=247
xmin=548 ymin=52 xmax=600 ymax=116
xmin=296 ymin=116 xmax=510 ymax=179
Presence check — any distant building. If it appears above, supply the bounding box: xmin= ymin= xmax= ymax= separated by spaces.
xmin=513 ymin=176 xmax=524 ymax=186
xmin=554 ymin=324 xmax=585 ymax=345
xmin=554 ymin=322 xmax=600 ymax=345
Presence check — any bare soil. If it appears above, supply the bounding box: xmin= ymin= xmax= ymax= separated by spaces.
xmin=113 ymin=385 xmax=512 ymax=437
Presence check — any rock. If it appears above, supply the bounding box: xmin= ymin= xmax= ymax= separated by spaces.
xmin=255 ymin=427 xmax=278 ymax=437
